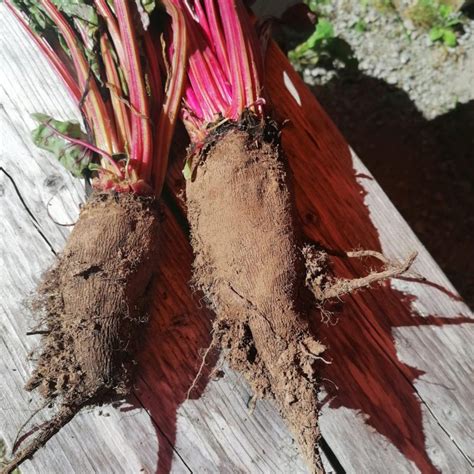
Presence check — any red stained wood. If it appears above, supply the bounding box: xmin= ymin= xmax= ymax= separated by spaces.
xmin=161 ymin=42 xmax=473 ymax=472
xmin=263 ymin=43 xmax=473 ymax=472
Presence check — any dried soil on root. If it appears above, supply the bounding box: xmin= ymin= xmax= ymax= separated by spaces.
xmin=4 ymin=192 xmax=160 ymax=473
xmin=186 ymin=123 xmax=325 ymax=473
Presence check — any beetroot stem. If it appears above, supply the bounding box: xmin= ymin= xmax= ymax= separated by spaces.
xmin=180 ymin=0 xmax=264 ymax=142
xmin=100 ymin=33 xmax=131 ymax=154
xmin=93 ymin=0 xmax=126 ymax=68
xmin=115 ymin=0 xmax=153 ymax=182
xmin=39 ymin=0 xmax=118 ymax=154
xmin=154 ymin=0 xmax=188 ymax=194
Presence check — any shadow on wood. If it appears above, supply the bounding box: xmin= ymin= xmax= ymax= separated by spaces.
xmin=312 ymin=74 xmax=474 ymax=309
xmin=267 ymin=43 xmax=472 ymax=472
xmin=132 ymin=205 xmax=218 ymax=474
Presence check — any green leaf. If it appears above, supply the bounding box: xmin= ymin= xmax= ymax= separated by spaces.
xmin=353 ymin=20 xmax=367 ymax=33
xmin=52 ymin=0 xmax=98 ymax=25
xmin=445 ymin=16 xmax=461 ymax=27
xmin=182 ymin=157 xmax=193 ymax=181
xmin=289 ymin=18 xmax=334 ymax=59
xmin=10 ymin=1 xmax=53 ymax=34
xmin=438 ymin=4 xmax=452 ymax=19
xmin=313 ymin=18 xmax=334 ymax=42
xmin=429 ymin=26 xmax=444 ymax=41
xmin=141 ymin=0 xmax=156 ymax=15
xmin=31 ymin=113 xmax=92 ymax=178
xmin=443 ymin=29 xmax=457 ymax=47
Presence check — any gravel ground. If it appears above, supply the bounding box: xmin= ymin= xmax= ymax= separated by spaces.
xmin=300 ymin=0 xmax=474 ymax=119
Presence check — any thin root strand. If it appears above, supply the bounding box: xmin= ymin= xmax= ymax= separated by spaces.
xmin=311 ymin=250 xmax=417 ymax=301
xmin=1 ymin=403 xmax=79 ymax=474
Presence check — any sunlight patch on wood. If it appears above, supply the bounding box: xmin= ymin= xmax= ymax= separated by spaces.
xmin=283 ymin=71 xmax=302 ymax=106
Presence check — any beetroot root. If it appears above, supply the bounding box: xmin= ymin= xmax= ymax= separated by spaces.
xmin=186 ymin=122 xmax=326 ymax=473
xmin=3 ymin=192 xmax=160 ymax=473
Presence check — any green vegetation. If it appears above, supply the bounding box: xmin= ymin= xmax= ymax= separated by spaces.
xmin=365 ymin=0 xmax=396 ymax=13
xmin=288 ymin=18 xmax=335 ymax=63
xmin=353 ymin=19 xmax=368 ymax=32
xmin=306 ymin=0 xmax=331 ymax=11
xmin=408 ymin=0 xmax=463 ymax=46
xmin=288 ymin=17 xmax=357 ymax=70
xmin=288 ymin=1 xmax=357 ymax=70
xmin=361 ymin=0 xmax=464 ymax=47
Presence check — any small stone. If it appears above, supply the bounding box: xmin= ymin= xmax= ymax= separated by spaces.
xmin=387 ymin=75 xmax=398 ymax=85
xmin=403 ymin=19 xmax=415 ymax=31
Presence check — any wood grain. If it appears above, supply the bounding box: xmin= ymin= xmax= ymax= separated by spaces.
xmin=1 ymin=5 xmax=472 ymax=474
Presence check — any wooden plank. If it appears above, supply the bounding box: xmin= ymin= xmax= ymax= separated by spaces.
xmin=1 ymin=5 xmax=473 ymax=474
xmin=263 ymin=44 xmax=474 ymax=471
xmin=0 ymin=166 xmax=180 ymax=473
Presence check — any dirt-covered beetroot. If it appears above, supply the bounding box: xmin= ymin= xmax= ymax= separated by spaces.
xmin=5 ymin=193 xmax=160 ymax=471
xmin=2 ymin=1 xmax=186 ymax=472
xmin=179 ymin=2 xmax=414 ymax=472
xmin=28 ymin=193 xmax=160 ymax=401
xmin=187 ymin=124 xmax=324 ymax=470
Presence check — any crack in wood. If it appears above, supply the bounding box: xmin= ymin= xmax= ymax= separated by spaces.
xmin=131 ymin=390 xmax=194 ymax=473
xmin=319 ymin=437 xmax=346 ymax=474
xmin=0 ymin=166 xmax=57 ymax=256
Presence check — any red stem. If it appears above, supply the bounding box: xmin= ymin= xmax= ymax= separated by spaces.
xmin=100 ymin=33 xmax=131 ymax=154
xmin=180 ymin=0 xmax=264 ymax=141
xmin=39 ymin=0 xmax=118 ymax=154
xmin=115 ymin=0 xmax=153 ymax=182
xmin=154 ymin=0 xmax=188 ymax=193
xmin=93 ymin=0 xmax=126 ymax=73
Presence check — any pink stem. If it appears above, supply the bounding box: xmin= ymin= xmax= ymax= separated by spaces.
xmin=115 ymin=0 xmax=153 ymax=182
xmin=41 ymin=120 xmax=123 ymax=177
xmin=204 ymin=0 xmax=231 ymax=78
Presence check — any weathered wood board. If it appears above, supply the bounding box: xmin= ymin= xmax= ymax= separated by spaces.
xmin=1 ymin=6 xmax=473 ymax=474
